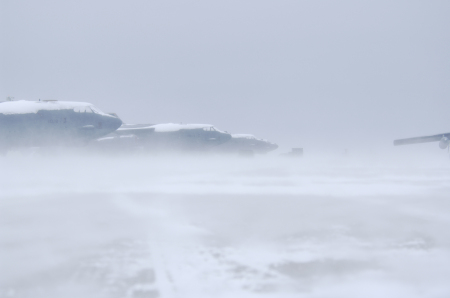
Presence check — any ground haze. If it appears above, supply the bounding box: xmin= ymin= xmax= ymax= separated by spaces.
xmin=1 ymin=153 xmax=449 ymax=298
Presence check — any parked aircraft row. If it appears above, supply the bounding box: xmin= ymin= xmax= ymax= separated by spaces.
xmin=0 ymin=99 xmax=278 ymax=155
xmin=4 ymin=98 xmax=445 ymax=155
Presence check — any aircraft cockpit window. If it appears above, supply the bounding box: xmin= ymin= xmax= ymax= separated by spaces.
xmin=90 ymin=106 xmax=102 ymax=114
xmin=203 ymin=127 xmax=214 ymax=131
xmin=74 ymin=106 xmax=93 ymax=113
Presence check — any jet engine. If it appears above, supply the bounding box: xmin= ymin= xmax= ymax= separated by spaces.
xmin=439 ymin=137 xmax=449 ymax=149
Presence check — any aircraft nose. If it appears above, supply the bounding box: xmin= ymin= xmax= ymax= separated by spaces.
xmin=105 ymin=115 xmax=122 ymax=131
xmin=220 ymin=132 xmax=231 ymax=144
xmin=112 ymin=116 xmax=122 ymax=130
xmin=222 ymin=132 xmax=232 ymax=142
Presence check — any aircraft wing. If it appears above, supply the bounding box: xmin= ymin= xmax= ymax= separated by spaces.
xmin=393 ymin=133 xmax=450 ymax=146
xmin=114 ymin=124 xmax=155 ymax=137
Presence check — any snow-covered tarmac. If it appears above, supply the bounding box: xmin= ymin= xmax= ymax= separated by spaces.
xmin=1 ymin=153 xmax=450 ymax=298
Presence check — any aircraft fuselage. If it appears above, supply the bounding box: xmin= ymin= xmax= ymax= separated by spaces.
xmin=94 ymin=123 xmax=232 ymax=152
xmin=0 ymin=101 xmax=122 ymax=152
xmin=216 ymin=134 xmax=278 ymax=154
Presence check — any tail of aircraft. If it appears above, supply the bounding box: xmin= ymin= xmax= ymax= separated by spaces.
xmin=394 ymin=133 xmax=450 ymax=149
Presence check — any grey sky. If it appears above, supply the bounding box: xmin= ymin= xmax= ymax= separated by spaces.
xmin=1 ymin=0 xmax=449 ymax=152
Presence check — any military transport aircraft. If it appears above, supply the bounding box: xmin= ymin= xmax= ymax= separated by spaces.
xmin=394 ymin=132 xmax=450 ymax=150
xmin=0 ymin=100 xmax=122 ymax=153
xmin=215 ymin=134 xmax=278 ymax=154
xmin=93 ymin=123 xmax=232 ymax=151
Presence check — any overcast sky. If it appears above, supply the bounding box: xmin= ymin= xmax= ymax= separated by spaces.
xmin=1 ymin=0 xmax=449 ymax=153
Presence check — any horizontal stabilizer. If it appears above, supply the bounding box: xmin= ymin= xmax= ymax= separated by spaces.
xmin=393 ymin=133 xmax=450 ymax=146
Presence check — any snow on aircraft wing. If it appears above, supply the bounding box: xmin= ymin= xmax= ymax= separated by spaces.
xmin=115 ymin=123 xmax=217 ymax=135
xmin=115 ymin=124 xmax=156 ymax=136
xmin=393 ymin=133 xmax=450 ymax=146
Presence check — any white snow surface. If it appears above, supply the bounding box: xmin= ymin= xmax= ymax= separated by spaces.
xmin=97 ymin=135 xmax=137 ymax=141
xmin=1 ymin=153 xmax=450 ymax=298
xmin=0 ymin=100 xmax=93 ymax=115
